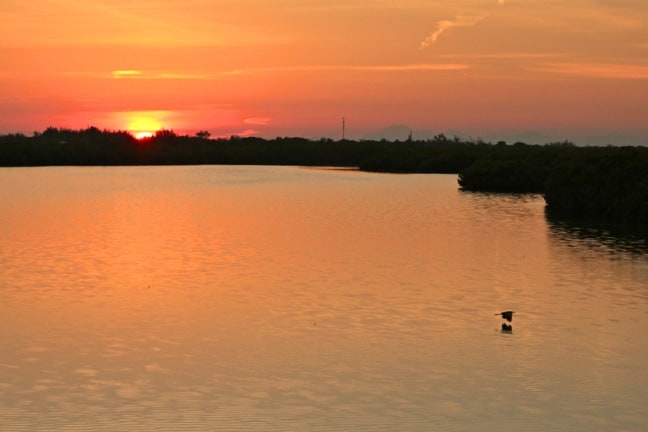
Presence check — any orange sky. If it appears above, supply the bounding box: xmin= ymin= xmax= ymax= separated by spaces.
xmin=1 ymin=0 xmax=647 ymax=144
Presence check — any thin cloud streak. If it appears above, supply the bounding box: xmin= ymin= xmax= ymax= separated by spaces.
xmin=227 ymin=63 xmax=471 ymax=76
xmin=420 ymin=15 xmax=485 ymax=48
xmin=112 ymin=70 xmax=143 ymax=78
xmin=244 ymin=117 xmax=271 ymax=126
xmin=537 ymin=62 xmax=648 ymax=80
xmin=100 ymin=64 xmax=471 ymax=80
xmin=437 ymin=52 xmax=567 ymax=60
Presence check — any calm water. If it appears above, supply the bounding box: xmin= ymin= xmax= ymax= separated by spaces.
xmin=1 ymin=166 xmax=647 ymax=431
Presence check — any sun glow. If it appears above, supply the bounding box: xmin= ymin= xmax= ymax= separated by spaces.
xmin=128 ymin=116 xmax=163 ymax=140
xmin=134 ymin=131 xmax=155 ymax=139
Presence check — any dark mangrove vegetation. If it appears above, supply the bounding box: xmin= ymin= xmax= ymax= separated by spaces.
xmin=1 ymin=127 xmax=647 ymax=228
xmin=0 ymin=127 xmax=477 ymax=169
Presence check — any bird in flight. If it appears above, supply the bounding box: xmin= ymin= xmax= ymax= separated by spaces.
xmin=495 ymin=311 xmax=515 ymax=322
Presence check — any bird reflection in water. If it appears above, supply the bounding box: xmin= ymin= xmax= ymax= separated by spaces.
xmin=495 ymin=311 xmax=515 ymax=332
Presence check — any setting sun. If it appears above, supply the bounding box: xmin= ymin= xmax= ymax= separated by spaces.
xmin=133 ymin=131 xmax=155 ymax=140
xmin=128 ymin=116 xmax=163 ymax=140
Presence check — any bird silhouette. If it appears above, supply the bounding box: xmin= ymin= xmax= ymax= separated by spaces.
xmin=495 ymin=311 xmax=515 ymax=322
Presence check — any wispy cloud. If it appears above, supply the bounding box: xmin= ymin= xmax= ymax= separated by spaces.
xmin=437 ymin=52 xmax=567 ymax=60
xmin=111 ymin=70 xmax=143 ymax=79
xmin=537 ymin=62 xmax=648 ymax=80
xmin=109 ymin=70 xmax=211 ymax=80
xmin=244 ymin=117 xmax=271 ymax=126
xmin=352 ymin=64 xmax=469 ymax=72
xmin=227 ymin=63 xmax=471 ymax=76
xmin=420 ymin=15 xmax=485 ymax=48
xmin=105 ymin=63 xmax=471 ymax=80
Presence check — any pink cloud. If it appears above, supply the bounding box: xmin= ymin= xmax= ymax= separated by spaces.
xmin=244 ymin=117 xmax=271 ymax=126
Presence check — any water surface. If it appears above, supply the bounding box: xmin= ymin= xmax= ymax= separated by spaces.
xmin=1 ymin=166 xmax=647 ymax=431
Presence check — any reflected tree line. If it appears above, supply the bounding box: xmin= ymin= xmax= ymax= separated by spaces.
xmin=1 ymin=127 xmax=647 ymax=228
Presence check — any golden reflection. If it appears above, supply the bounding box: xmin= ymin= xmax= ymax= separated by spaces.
xmin=1 ymin=167 xmax=647 ymax=431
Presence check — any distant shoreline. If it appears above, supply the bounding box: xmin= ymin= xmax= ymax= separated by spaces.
xmin=2 ymin=127 xmax=648 ymax=228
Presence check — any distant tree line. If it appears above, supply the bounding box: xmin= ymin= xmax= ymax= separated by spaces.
xmin=1 ymin=127 xmax=647 ymax=226
xmin=0 ymin=127 xmax=487 ymax=170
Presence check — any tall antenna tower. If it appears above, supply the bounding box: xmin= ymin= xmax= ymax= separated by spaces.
xmin=342 ymin=116 xmax=346 ymax=140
